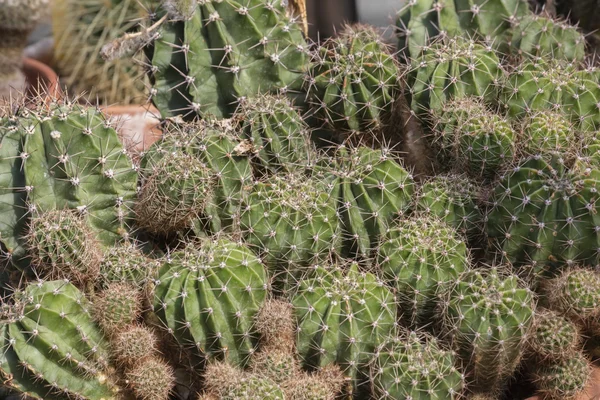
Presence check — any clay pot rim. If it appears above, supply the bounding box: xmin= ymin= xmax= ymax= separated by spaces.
xmin=22 ymin=56 xmax=61 ymax=100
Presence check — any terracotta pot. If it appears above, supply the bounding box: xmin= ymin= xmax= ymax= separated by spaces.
xmin=525 ymin=365 xmax=600 ymax=400
xmin=22 ymin=56 xmax=61 ymax=101
xmin=100 ymin=105 xmax=162 ymax=153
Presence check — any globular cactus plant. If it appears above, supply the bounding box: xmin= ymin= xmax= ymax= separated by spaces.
xmin=439 ymin=267 xmax=535 ymax=393
xmin=376 ymin=215 xmax=469 ymax=328
xmin=371 ymin=331 xmax=465 ymax=399
xmin=111 ymin=324 xmax=158 ymax=368
xmin=99 ymin=241 xmax=159 ymax=287
xmin=93 ymin=282 xmax=143 ymax=336
xmin=140 ymin=0 xmax=308 ymax=119
xmin=152 ymin=238 xmax=268 ymax=368
xmin=520 ymin=109 xmax=579 ymax=157
xmin=126 ymin=357 xmax=175 ymax=400
xmin=544 ymin=268 xmax=600 ymax=325
xmin=528 ymin=309 xmax=581 ymax=362
xmin=432 ymin=97 xmax=515 ymax=179
xmin=203 ymin=362 xmax=286 ymax=400
xmin=531 ymin=352 xmax=592 ymax=400
xmin=0 ymin=280 xmax=118 ymax=399
xmin=292 ymin=260 xmax=397 ymax=392
xmin=305 ymin=24 xmax=402 ymax=141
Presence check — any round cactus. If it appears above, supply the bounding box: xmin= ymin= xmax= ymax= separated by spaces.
xmin=521 ymin=110 xmax=579 ymax=156
xmin=92 ymin=282 xmax=142 ymax=336
xmin=291 ymin=260 xmax=397 ymax=391
xmin=306 ymin=24 xmax=402 ymax=140
xmin=26 ymin=209 xmax=103 ymax=286
xmin=531 ymin=352 xmax=592 ymax=400
xmin=111 ymin=324 xmax=158 ymax=368
xmin=371 ymin=331 xmax=465 ymax=400
xmin=528 ymin=309 xmax=580 ymax=362
xmin=376 ymin=215 xmax=469 ymax=328
xmin=285 ymin=365 xmax=346 ymax=400
xmin=439 ymin=267 xmax=535 ymax=392
xmin=203 ymin=361 xmax=285 ymax=400
xmin=432 ymin=97 xmax=515 ymax=178
xmin=152 ymin=238 xmax=268 ymax=367
xmin=545 ymin=268 xmax=600 ymax=324
xmin=99 ymin=241 xmax=159 ymax=287
xmin=126 ymin=357 xmax=175 ymax=400
xmin=416 ymin=174 xmax=484 ymax=240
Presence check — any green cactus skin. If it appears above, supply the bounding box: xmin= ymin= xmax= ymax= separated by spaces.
xmin=152 ymin=238 xmax=268 ymax=367
xmin=126 ymin=357 xmax=175 ymax=400
xmin=432 ymin=98 xmax=515 ymax=178
xmin=316 ymin=146 xmax=415 ymax=259
xmin=235 ymin=94 xmax=314 ymax=174
xmin=306 ymin=24 xmax=401 ymax=139
xmin=409 ymin=38 xmax=501 ymax=115
xmin=545 ymin=268 xmax=600 ymax=325
xmin=371 ymin=331 xmax=465 ymax=400
xmin=240 ymin=173 xmax=339 ymax=270
xmin=99 ymin=241 xmax=159 ymax=287
xmin=531 ymin=352 xmax=592 ymax=400
xmin=521 ymin=110 xmax=579 ymax=157
xmin=137 ymin=149 xmax=215 ymax=235
xmin=416 ymin=174 xmax=484 ymax=240
xmin=203 ymin=361 xmax=285 ymax=400
xmin=0 ymin=280 xmax=118 ymax=399
xmin=439 ymin=268 xmax=535 ymax=392
xmin=292 ymin=261 xmax=397 ymax=392
xmin=146 ymin=0 xmax=308 ymax=119
xmin=528 ymin=309 xmax=580 ymax=362
xmin=93 ymin=282 xmax=142 ymax=336
xmin=376 ymin=216 xmax=469 ymax=328
xmin=486 ymin=155 xmax=600 ymax=273
xmin=452 ymin=0 xmax=528 ymax=43
xmin=26 ymin=209 xmax=103 ymax=286
xmin=142 ymin=120 xmax=253 ymax=233
xmin=510 ymin=15 xmax=586 ymax=62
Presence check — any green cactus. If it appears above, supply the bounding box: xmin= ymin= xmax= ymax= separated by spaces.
xmin=510 ymin=14 xmax=586 ymax=62
xmin=235 ymin=94 xmax=314 ymax=174
xmin=292 ymin=260 xmax=397 ymax=392
xmin=93 ymin=282 xmax=142 ymax=336
xmin=306 ymin=24 xmax=402 ymax=140
xmin=371 ymin=331 xmax=465 ymax=399
xmin=486 ymin=155 xmax=600 ymax=273
xmin=409 ymin=38 xmax=502 ymax=115
xmin=416 ymin=174 xmax=484 ymax=240
xmin=204 ymin=362 xmax=286 ymax=400
xmin=152 ymin=238 xmax=268 ymax=367
xmin=239 ymin=172 xmax=339 ymax=270
xmin=521 ymin=109 xmax=579 ymax=156
xmin=545 ymin=268 xmax=600 ymax=325
xmin=99 ymin=241 xmax=159 ymax=287
xmin=432 ymin=97 xmax=515 ymax=178
xmin=315 ymin=146 xmax=415 ymax=258
xmin=439 ymin=268 xmax=535 ymax=392
xmin=126 ymin=357 xmax=175 ymax=400
xmin=143 ymin=0 xmax=308 ymax=119
xmin=111 ymin=324 xmax=158 ymax=368
xmin=528 ymin=309 xmax=581 ymax=362
xmin=0 ymin=280 xmax=118 ymax=399
xmin=531 ymin=352 xmax=592 ymax=400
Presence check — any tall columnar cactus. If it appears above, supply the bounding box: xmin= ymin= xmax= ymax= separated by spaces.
xmin=409 ymin=38 xmax=501 ymax=115
xmin=486 ymin=155 xmax=600 ymax=272
xmin=235 ymin=94 xmax=314 ymax=174
xmin=432 ymin=97 xmax=515 ymax=178
xmin=0 ymin=280 xmax=118 ymax=399
xmin=305 ymin=24 xmax=402 ymax=140
xmin=521 ymin=110 xmax=579 ymax=156
xmin=510 ymin=14 xmax=586 ymax=62
xmin=371 ymin=331 xmax=465 ymax=399
xmin=528 ymin=309 xmax=581 ymax=362
xmin=240 ymin=173 xmax=339 ymax=270
xmin=292 ymin=261 xmax=397 ymax=391
xmin=315 ymin=146 xmax=415 ymax=258
xmin=376 ymin=216 xmax=469 ymax=328
xmin=0 ymin=0 xmax=48 ymax=99
xmin=416 ymin=174 xmax=484 ymax=240
xmin=152 ymin=238 xmax=268 ymax=367
xmin=545 ymin=268 xmax=600 ymax=325
xmin=439 ymin=268 xmax=535 ymax=392
xmin=531 ymin=352 xmax=592 ymax=400
xmin=142 ymin=0 xmax=308 ymax=119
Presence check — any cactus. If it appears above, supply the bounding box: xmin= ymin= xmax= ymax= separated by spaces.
xmin=409 ymin=38 xmax=501 ymax=115
xmin=26 ymin=209 xmax=103 ymax=286
xmin=520 ymin=110 xmax=579 ymax=156
xmin=99 ymin=241 xmax=159 ymax=287
xmin=143 ymin=0 xmax=308 ymax=119
xmin=111 ymin=324 xmax=158 ymax=368
xmin=126 ymin=357 xmax=175 ymax=400
xmin=528 ymin=309 xmax=580 ymax=362
xmin=0 ymin=280 xmax=118 ymax=399
xmin=545 ymin=268 xmax=600 ymax=325
xmin=371 ymin=331 xmax=465 ymax=399
xmin=93 ymin=282 xmax=142 ymax=336
xmin=284 ymin=366 xmax=346 ymax=400
xmin=152 ymin=238 xmax=268 ymax=367
xmin=439 ymin=268 xmax=535 ymax=392
xmin=416 ymin=174 xmax=484 ymax=240
xmin=432 ymin=97 xmax=515 ymax=178
xmin=203 ymin=362 xmax=286 ymax=400
xmin=486 ymin=155 xmax=600 ymax=272
xmin=315 ymin=146 xmax=415 ymax=258
xmin=292 ymin=260 xmax=397 ymax=391
xmin=531 ymin=352 xmax=592 ymax=400
xmin=305 ymin=24 xmax=402 ymax=140
xmin=51 ymin=0 xmax=154 ymax=104
xmin=376 ymin=215 xmax=469 ymax=328
xmin=240 ymin=172 xmax=339 ymax=270
xmin=235 ymin=94 xmax=314 ymax=174
xmin=510 ymin=14 xmax=586 ymax=62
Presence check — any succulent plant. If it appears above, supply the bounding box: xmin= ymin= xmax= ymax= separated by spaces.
xmin=545 ymin=268 xmax=600 ymax=325
xmin=439 ymin=267 xmax=535 ymax=392
xmin=520 ymin=109 xmax=579 ymax=156
xmin=99 ymin=241 xmax=159 ymax=287
xmin=93 ymin=282 xmax=142 ymax=336
xmin=111 ymin=324 xmax=158 ymax=368
xmin=528 ymin=309 xmax=580 ymax=362
xmin=376 ymin=215 xmax=469 ymax=328
xmin=371 ymin=330 xmax=465 ymax=399
xmin=126 ymin=357 xmax=175 ymax=400
xmin=531 ymin=352 xmax=592 ymax=400
xmin=204 ymin=362 xmax=286 ymax=400
xmin=152 ymin=238 xmax=268 ymax=367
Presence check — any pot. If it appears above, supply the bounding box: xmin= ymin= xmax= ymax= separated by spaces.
xmin=100 ymin=105 xmax=162 ymax=153
xmin=22 ymin=56 xmax=61 ymax=101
